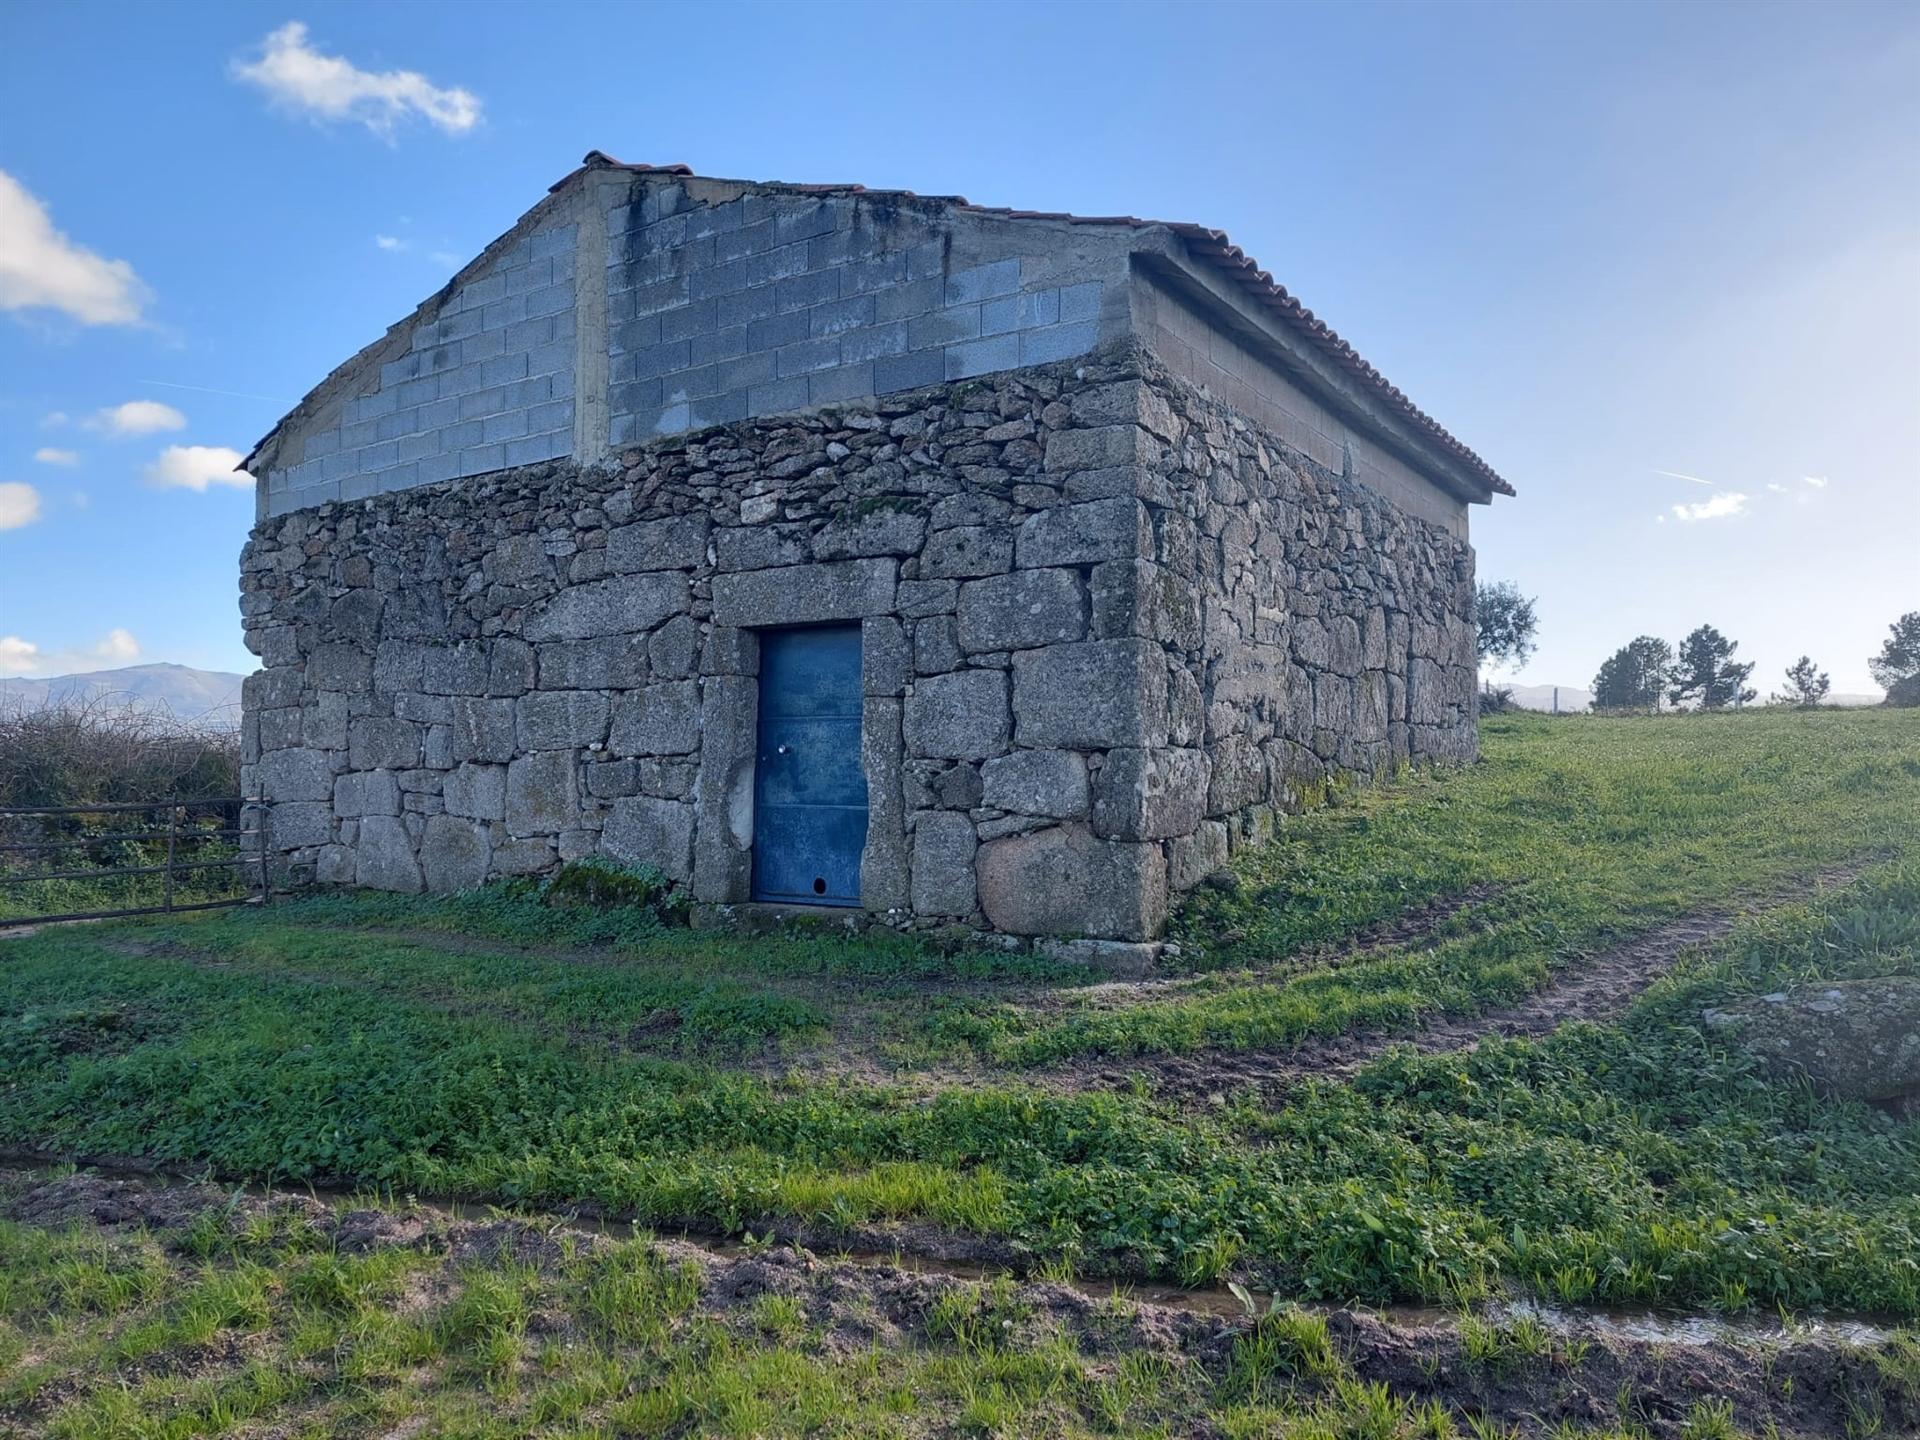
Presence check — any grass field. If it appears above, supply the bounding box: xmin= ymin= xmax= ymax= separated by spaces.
xmin=3 ymin=708 xmax=1919 ymax=1437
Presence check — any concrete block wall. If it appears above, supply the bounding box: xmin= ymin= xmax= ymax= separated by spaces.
xmin=1135 ymin=272 xmax=1468 ymax=537
xmin=263 ymin=225 xmax=579 ymax=517
xmin=604 ymin=182 xmax=1107 ymax=446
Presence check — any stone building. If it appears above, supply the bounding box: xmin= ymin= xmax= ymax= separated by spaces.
xmin=239 ymin=153 xmax=1512 ymax=942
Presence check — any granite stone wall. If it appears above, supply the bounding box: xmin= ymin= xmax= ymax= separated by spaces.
xmin=238 ymin=343 xmax=1475 ymax=940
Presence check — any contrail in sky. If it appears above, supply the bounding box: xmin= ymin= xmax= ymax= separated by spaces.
xmin=1653 ymin=468 xmax=1715 ymax=486
xmin=136 ymin=379 xmax=292 ymax=404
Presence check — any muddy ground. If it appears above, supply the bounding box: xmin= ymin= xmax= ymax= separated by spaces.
xmin=3 ymin=1168 xmax=1911 ymax=1439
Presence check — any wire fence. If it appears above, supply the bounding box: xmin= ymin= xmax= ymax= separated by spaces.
xmin=0 ymin=796 xmax=269 ymax=926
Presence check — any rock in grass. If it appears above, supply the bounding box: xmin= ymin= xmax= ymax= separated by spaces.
xmin=1703 ymin=976 xmax=1920 ymax=1103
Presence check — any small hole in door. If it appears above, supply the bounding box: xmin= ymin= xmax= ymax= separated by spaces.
xmin=812 ymin=877 xmax=827 ymax=895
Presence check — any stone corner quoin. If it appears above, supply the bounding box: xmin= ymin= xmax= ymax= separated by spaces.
xmin=237 ymin=163 xmax=1495 ymax=943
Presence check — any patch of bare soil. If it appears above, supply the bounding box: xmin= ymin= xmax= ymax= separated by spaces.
xmin=1 ymin=1168 xmax=1908 ymax=1439
xmin=1073 ymin=862 xmax=1873 ymax=1105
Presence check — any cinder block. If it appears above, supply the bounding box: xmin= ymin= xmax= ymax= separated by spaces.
xmin=842 ymin=250 xmax=910 ymax=295
xmin=623 ymin=339 xmax=691 ymax=381
xmin=906 ymin=242 xmax=945 ymax=280
xmin=505 ymin=431 xmax=569 ymax=466
xmin=744 ymin=241 xmax=810 ymax=289
xmin=375 ymin=462 xmax=419 ymax=492
xmin=528 ymin=399 xmax=574 ymax=433
xmin=611 ymin=315 xmax=662 ymax=356
xmin=398 ymin=430 xmax=440 ymax=462
xmin=945 ymin=332 xmax=1021 ymax=380
xmin=718 ymin=349 xmax=777 ymax=392
xmin=660 ymin=297 xmax=718 ymax=342
xmin=747 ymin=308 xmax=809 ymax=352
xmin=841 ymin=320 xmax=908 ymax=363
xmin=505 ymin=375 xmax=552 ymax=409
xmin=686 ymin=255 xmax=751 ymax=302
xmin=463 ymin=327 xmax=507 ymax=362
xmin=713 ymin=219 xmax=772 ymax=262
xmin=418 ymin=396 xmax=461 ymax=430
xmin=810 ymin=292 xmax=874 ymax=336
xmin=944 ymin=258 xmax=1021 ymax=306
xmin=396 ymin=375 xmax=439 ymax=408
xmin=550 ymin=369 xmax=576 ymax=399
xmin=481 ymin=353 xmax=528 ymax=387
xmin=305 ymin=429 xmax=342 ymax=459
xmin=661 ymin=364 xmax=719 ymax=402
xmin=641 ymin=212 xmax=690 ymax=251
xmin=417 ymin=451 xmax=459 ymax=485
xmin=908 ymin=305 xmax=981 ymax=350
xmin=526 ymin=339 xmax=574 ymax=377
xmin=776 ymin=335 xmax=843 ymax=377
xmin=686 ymin=199 xmax=745 ymax=238
xmin=747 ymin=376 xmax=809 ymax=416
xmin=1019 ymin=320 xmax=1099 ymax=366
xmin=345 ymin=388 xmax=397 ymax=422
xmin=441 ymin=419 xmax=484 ymax=450
xmin=809 ymin=363 xmax=875 ymax=406
xmin=340 ymin=471 xmax=379 ymax=502
xmin=652 ymin=401 xmax=692 ymax=433
xmin=361 ymin=439 xmax=400 ymax=470
xmin=610 ymin=378 xmax=663 ymax=416
xmin=689 ymin=391 xmax=749 ymax=428
xmin=718 ymin=285 xmax=778 ymax=329
xmin=434 ymin=307 xmax=485 ymax=343
xmin=454 ymin=272 xmax=507 ymax=312
xmin=776 ymin=266 xmax=841 ymax=313
xmin=458 ymin=443 xmax=508 ymax=475
xmin=458 ymin=386 xmax=508 ymax=421
xmin=808 ymin=229 xmax=859 ymax=270
xmin=628 ymin=275 xmax=692 ymax=317
xmin=341 ymin=417 xmax=381 ymax=449
xmin=984 ymin=287 xmax=1061 ymax=336
xmin=640 ymin=185 xmax=687 ymax=225
xmin=482 ymin=295 xmax=528 ymax=329
xmin=530 ymin=224 xmax=577 ymax=260
xmin=875 ymin=277 xmax=942 ymax=322
xmin=505 ymin=312 xmax=569 ymax=351
xmin=1059 ymin=281 xmax=1103 ymax=322
xmin=771 ymin=199 xmax=840 ymax=246
xmin=482 ymin=411 xmax=529 ymax=444
xmin=873 ymin=349 xmax=944 ymax=394
xmin=523 ymin=282 xmax=572 ymax=319
xmin=322 ymin=452 xmax=356 ymax=482
xmin=690 ymin=324 xmax=749 ymax=366
xmin=377 ymin=408 xmax=422 ymax=441
xmin=503 ymin=257 xmax=553 ymax=295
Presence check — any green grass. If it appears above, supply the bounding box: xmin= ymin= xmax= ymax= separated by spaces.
xmin=2 ymin=712 xmax=1917 ymax=1320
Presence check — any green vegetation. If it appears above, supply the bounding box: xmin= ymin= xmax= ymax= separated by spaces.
xmin=2 ymin=708 xmax=1919 ymax=1433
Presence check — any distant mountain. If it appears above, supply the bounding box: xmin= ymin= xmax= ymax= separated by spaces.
xmin=0 ymin=663 xmax=246 ymax=728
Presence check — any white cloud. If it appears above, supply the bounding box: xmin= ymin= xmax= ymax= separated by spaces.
xmin=1766 ymin=482 xmax=1787 ymax=493
xmin=41 ymin=411 xmax=69 ymax=428
xmin=233 ymin=22 xmax=483 ymax=138
xmin=0 ymin=628 xmax=140 ymax=678
xmin=0 ymin=481 xmax=42 ymax=530
xmin=1803 ymin=475 xmax=1829 ymax=488
xmin=430 ymin=250 xmax=464 ymax=269
xmin=32 ymin=447 xmax=79 ymax=466
xmin=143 ymin=444 xmax=249 ymax=492
xmin=1654 ymin=468 xmax=1714 ymax=486
xmin=0 ymin=169 xmax=151 ymax=326
xmin=1671 ymin=491 xmax=1749 ymax=523
xmin=375 ymin=234 xmax=405 ymax=251
xmin=88 ymin=400 xmax=187 ymax=436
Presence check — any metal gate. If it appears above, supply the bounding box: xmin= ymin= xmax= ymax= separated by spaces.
xmin=0 ymin=796 xmax=269 ymax=926
xmin=751 ymin=626 xmax=867 ymax=906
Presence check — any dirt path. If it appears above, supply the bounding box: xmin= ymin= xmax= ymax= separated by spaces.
xmin=1070 ymin=861 xmax=1873 ymax=1104
xmin=0 ymin=1166 xmax=1906 ymax=1440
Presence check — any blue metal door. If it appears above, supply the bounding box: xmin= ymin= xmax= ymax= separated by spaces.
xmin=752 ymin=625 xmax=867 ymax=906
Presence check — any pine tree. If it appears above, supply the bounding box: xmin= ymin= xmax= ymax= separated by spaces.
xmin=1667 ymin=625 xmax=1756 ymax=710
xmin=1591 ymin=636 xmax=1672 ymax=712
xmin=1770 ymin=655 xmax=1830 ymax=707
xmin=1870 ymin=612 xmax=1920 ymax=706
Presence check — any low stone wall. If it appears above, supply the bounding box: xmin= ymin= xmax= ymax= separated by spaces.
xmin=239 ymin=343 xmax=1475 ymax=939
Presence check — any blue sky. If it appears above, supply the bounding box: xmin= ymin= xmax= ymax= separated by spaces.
xmin=2 ymin=0 xmax=1915 ymax=694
